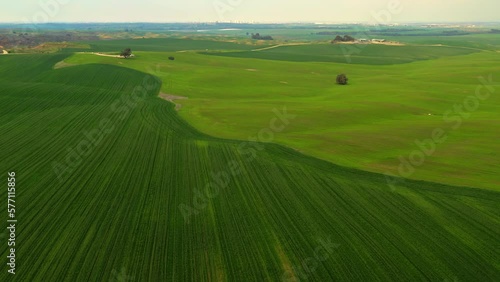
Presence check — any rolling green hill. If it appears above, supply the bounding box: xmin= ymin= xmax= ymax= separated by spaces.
xmin=0 ymin=54 xmax=499 ymax=281
xmin=63 ymin=44 xmax=500 ymax=191
xmin=64 ymin=38 xmax=267 ymax=53
xmin=205 ymin=44 xmax=479 ymax=65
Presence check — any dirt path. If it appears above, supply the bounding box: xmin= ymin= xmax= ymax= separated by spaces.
xmin=335 ymin=41 xmax=405 ymax=46
xmin=159 ymin=93 xmax=188 ymax=111
xmin=91 ymin=52 xmax=123 ymax=58
xmin=77 ymin=52 xmax=123 ymax=58
xmin=251 ymin=43 xmax=310 ymax=52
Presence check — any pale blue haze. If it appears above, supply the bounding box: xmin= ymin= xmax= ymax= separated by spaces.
xmin=1 ymin=0 xmax=499 ymax=23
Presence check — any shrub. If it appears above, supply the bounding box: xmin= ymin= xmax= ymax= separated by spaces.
xmin=336 ymin=74 xmax=348 ymax=85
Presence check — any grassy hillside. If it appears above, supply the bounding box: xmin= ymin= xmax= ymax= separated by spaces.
xmin=384 ymin=34 xmax=500 ymax=51
xmin=205 ymin=44 xmax=479 ymax=65
xmin=64 ymin=38 xmax=267 ymax=53
xmin=0 ymin=54 xmax=499 ymax=281
xmin=64 ymin=45 xmax=500 ymax=190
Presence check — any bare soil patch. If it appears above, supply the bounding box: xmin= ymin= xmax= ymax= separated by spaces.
xmin=77 ymin=52 xmax=123 ymax=58
xmin=159 ymin=93 xmax=189 ymax=111
xmin=336 ymin=41 xmax=404 ymax=46
xmin=92 ymin=52 xmax=122 ymax=58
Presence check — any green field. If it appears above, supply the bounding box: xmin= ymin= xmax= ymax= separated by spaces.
xmin=205 ymin=44 xmax=479 ymax=64
xmin=1 ymin=35 xmax=499 ymax=281
xmin=64 ymin=37 xmax=268 ymax=53
xmin=62 ymin=37 xmax=500 ymax=190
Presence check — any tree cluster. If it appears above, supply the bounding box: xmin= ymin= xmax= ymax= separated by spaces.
xmin=251 ymin=33 xmax=274 ymax=40
xmin=331 ymin=35 xmax=356 ymax=43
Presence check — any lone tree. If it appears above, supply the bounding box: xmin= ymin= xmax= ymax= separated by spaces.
xmin=336 ymin=74 xmax=348 ymax=85
xmin=168 ymin=56 xmax=175 ymax=61
xmin=120 ymin=48 xmax=132 ymax=58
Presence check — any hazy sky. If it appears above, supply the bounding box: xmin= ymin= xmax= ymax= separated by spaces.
xmin=2 ymin=0 xmax=499 ymax=23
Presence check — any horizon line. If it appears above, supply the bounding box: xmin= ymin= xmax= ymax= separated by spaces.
xmin=0 ymin=21 xmax=499 ymax=25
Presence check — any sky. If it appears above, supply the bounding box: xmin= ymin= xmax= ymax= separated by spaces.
xmin=2 ymin=0 xmax=500 ymax=23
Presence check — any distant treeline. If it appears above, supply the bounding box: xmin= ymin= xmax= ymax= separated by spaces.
xmin=0 ymin=23 xmax=365 ymax=32
xmin=317 ymin=30 xmax=470 ymax=37
xmin=332 ymin=35 xmax=356 ymax=42
xmin=369 ymin=28 xmax=425 ymax=32
xmin=0 ymin=32 xmax=99 ymax=49
xmin=492 ymin=29 xmax=500 ymax=33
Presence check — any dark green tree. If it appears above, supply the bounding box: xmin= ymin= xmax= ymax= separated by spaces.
xmin=336 ymin=74 xmax=348 ymax=85
xmin=120 ymin=48 xmax=132 ymax=58
xmin=343 ymin=35 xmax=355 ymax=42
